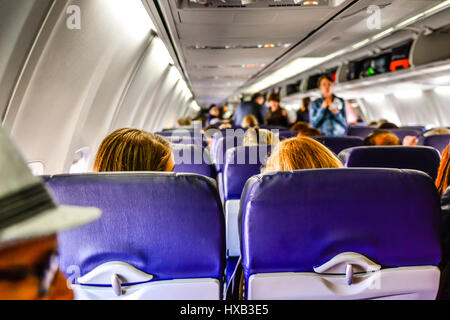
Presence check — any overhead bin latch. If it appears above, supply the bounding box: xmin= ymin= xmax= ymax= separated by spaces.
xmin=314 ymin=252 xmax=381 ymax=286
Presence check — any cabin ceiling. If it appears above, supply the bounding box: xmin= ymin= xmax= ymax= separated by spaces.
xmin=153 ymin=0 xmax=443 ymax=108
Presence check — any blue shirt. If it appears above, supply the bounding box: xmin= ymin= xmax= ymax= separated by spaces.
xmin=310 ymin=96 xmax=348 ymax=136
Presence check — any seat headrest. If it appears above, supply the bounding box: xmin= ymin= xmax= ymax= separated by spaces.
xmin=47 ymin=173 xmax=225 ymax=281
xmin=338 ymin=146 xmax=441 ymax=180
xmin=423 ymin=135 xmax=450 ymax=154
xmin=241 ymin=169 xmax=441 ymax=280
xmin=278 ymin=131 xmax=298 ymax=140
xmin=211 ymin=136 xmax=244 ymax=172
xmin=172 ymin=144 xmax=216 ymax=178
xmin=312 ymin=136 xmax=364 ymax=155
xmin=347 ymin=127 xmax=420 ymax=140
xmin=223 ymin=145 xmax=272 ymax=200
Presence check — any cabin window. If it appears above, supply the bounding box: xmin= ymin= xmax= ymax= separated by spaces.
xmin=70 ymin=147 xmax=91 ymax=174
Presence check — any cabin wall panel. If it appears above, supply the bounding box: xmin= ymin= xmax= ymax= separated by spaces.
xmin=358 ymin=89 xmax=450 ymax=127
xmin=0 ymin=0 xmax=52 ymax=121
xmin=2 ymin=0 xmax=189 ymax=174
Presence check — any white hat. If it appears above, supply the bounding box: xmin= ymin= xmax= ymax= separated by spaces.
xmin=0 ymin=128 xmax=101 ymax=246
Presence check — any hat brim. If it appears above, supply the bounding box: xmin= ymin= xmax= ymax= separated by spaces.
xmin=0 ymin=205 xmax=101 ymax=245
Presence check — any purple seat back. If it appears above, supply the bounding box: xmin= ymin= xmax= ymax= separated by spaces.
xmin=401 ymin=126 xmax=426 ymax=132
xmin=211 ymin=135 xmax=245 ymax=173
xmin=347 ymin=127 xmax=420 ymax=140
xmin=312 ymin=136 xmax=364 ymax=155
xmin=156 ymin=131 xmax=196 ymax=138
xmin=223 ymin=145 xmax=272 ymax=201
xmin=278 ymin=131 xmax=298 ymax=140
xmin=423 ymin=135 xmax=450 ymax=154
xmin=47 ymin=173 xmax=225 ymax=282
xmin=346 ymin=126 xmax=374 ymax=138
xmin=241 ymin=169 xmax=441 ymax=283
xmin=172 ymin=144 xmax=216 ymax=178
xmin=162 ymin=135 xmax=208 ymax=148
xmin=339 ymin=146 xmax=441 ymax=180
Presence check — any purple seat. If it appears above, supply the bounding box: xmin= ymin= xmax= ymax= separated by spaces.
xmin=347 ymin=126 xmax=421 ymax=140
xmin=312 ymin=136 xmax=364 ymax=155
xmin=260 ymin=125 xmax=288 ymax=131
xmin=162 ymin=135 xmax=208 ymax=148
xmin=223 ymin=146 xmax=272 ymax=201
xmin=47 ymin=173 xmax=225 ymax=299
xmin=423 ymin=135 xmax=450 ymax=154
xmin=241 ymin=169 xmax=441 ymax=300
xmin=172 ymin=144 xmax=216 ymax=179
xmin=346 ymin=126 xmax=374 ymax=138
xmin=211 ymin=135 xmax=245 ymax=173
xmin=278 ymin=131 xmax=298 ymax=140
xmin=339 ymin=146 xmax=441 ymax=180
xmin=401 ymin=126 xmax=426 ymax=132
xmin=389 ymin=129 xmax=421 ymax=141
xmin=223 ymin=145 xmax=272 ymax=258
xmin=156 ymin=130 xmax=197 ymax=138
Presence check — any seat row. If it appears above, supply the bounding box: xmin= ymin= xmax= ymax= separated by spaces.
xmin=45 ymin=169 xmax=442 ymax=300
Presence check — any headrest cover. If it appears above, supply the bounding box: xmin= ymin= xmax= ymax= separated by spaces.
xmin=241 ymin=169 xmax=441 ymax=280
xmin=172 ymin=144 xmax=216 ymax=178
xmin=224 ymin=145 xmax=272 ymax=200
xmin=312 ymin=136 xmax=363 ymax=155
xmin=47 ymin=173 xmax=225 ymax=282
xmin=339 ymin=146 xmax=441 ymax=180
xmin=424 ymin=135 xmax=450 ymax=154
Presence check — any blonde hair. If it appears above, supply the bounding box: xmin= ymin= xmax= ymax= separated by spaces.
xmin=424 ymin=128 xmax=450 ymax=137
xmin=93 ymin=128 xmax=172 ymax=172
xmin=243 ymin=128 xmax=280 ymax=147
xmin=264 ymin=136 xmax=343 ymax=172
xmin=241 ymin=115 xmax=259 ymax=129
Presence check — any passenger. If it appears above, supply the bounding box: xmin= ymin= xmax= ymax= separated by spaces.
xmin=290 ymin=121 xmax=311 ymax=132
xmin=241 ymin=115 xmax=259 ymax=129
xmin=264 ymin=136 xmax=343 ymax=172
xmin=176 ymin=117 xmax=192 ymax=128
xmin=297 ymin=127 xmax=323 ymax=138
xmin=243 ymin=128 xmax=280 ymax=147
xmin=378 ymin=122 xmax=399 ymax=129
xmin=425 ymin=127 xmax=450 ymax=137
xmin=0 ymin=128 xmax=101 ymax=300
xmin=94 ymin=128 xmax=174 ymax=172
xmin=368 ymin=121 xmax=379 ymax=126
xmin=310 ymin=76 xmax=348 ymax=136
xmin=233 ymin=93 xmax=265 ymax=127
xmin=363 ymin=129 xmax=400 ymax=146
xmin=206 ymin=104 xmax=222 ymax=126
xmin=296 ymin=97 xmax=311 ymax=124
xmin=265 ymin=93 xmax=289 ymax=128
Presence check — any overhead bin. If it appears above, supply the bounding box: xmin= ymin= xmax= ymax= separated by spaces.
xmin=411 ymin=30 xmax=450 ymax=67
